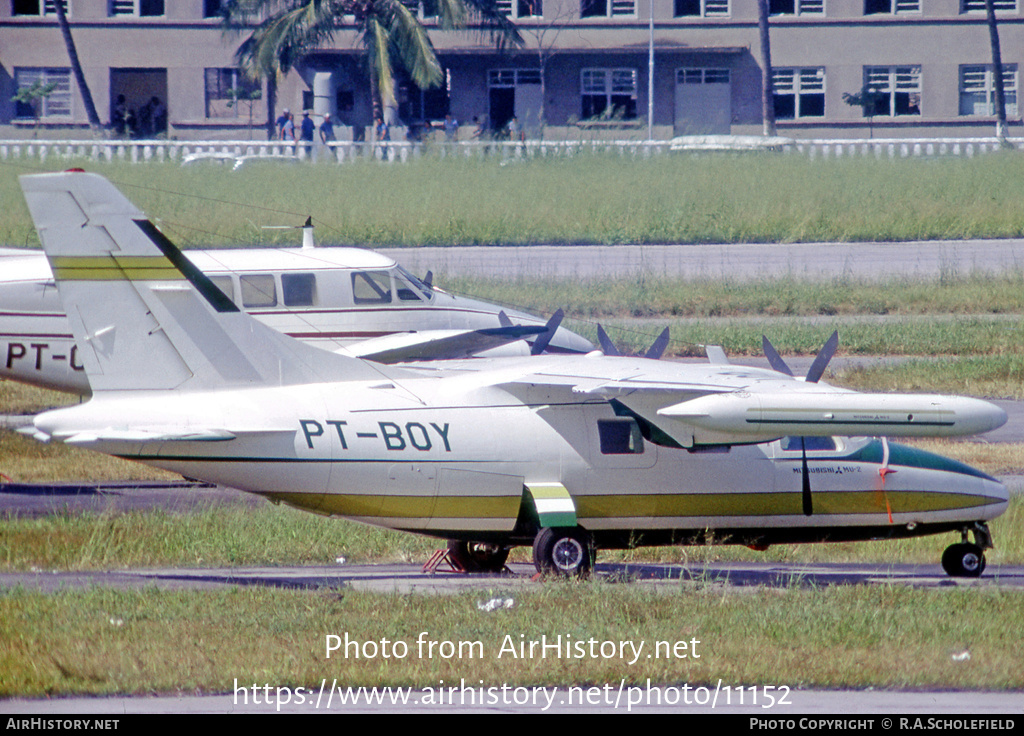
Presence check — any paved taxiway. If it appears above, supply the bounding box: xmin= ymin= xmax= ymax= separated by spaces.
xmin=380 ymin=239 xmax=1024 ymax=282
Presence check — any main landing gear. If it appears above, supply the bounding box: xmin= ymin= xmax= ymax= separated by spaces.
xmin=532 ymin=526 xmax=594 ymax=577
xmin=941 ymin=523 xmax=992 ymax=578
xmin=446 ymin=540 xmax=511 ymax=573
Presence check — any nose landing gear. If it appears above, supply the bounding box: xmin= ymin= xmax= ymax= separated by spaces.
xmin=941 ymin=523 xmax=992 ymax=578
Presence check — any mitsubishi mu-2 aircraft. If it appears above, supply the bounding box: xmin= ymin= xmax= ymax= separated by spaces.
xmin=0 ymin=225 xmax=591 ymax=395
xmin=16 ymin=171 xmax=1010 ymax=578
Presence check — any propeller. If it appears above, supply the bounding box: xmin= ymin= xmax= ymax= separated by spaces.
xmin=498 ymin=309 xmax=565 ymax=355
xmin=529 ymin=309 xmax=563 ymax=356
xmin=597 ymin=325 xmax=671 ymax=360
xmin=762 ymin=330 xmax=839 ymax=383
xmin=422 ymin=270 xmax=433 ymax=290
xmin=763 ymin=332 xmax=840 ymax=517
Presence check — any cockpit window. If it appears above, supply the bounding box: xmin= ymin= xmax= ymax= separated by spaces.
xmin=781 ymin=436 xmax=837 ymax=452
xmin=397 ymin=266 xmax=433 ymax=300
xmin=282 ymin=273 xmax=317 ymax=307
xmin=240 ymin=274 xmax=277 ymax=308
xmin=395 ymin=274 xmax=426 ymax=302
xmin=352 ymin=271 xmax=392 ymax=304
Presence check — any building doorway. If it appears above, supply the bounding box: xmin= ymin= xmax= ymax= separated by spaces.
xmin=110 ymin=68 xmax=168 ymax=137
xmin=674 ymin=67 xmax=731 ymax=135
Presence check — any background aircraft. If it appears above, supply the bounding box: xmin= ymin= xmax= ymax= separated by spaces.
xmin=18 ymin=172 xmax=1009 ymax=579
xmin=0 ymin=224 xmax=592 ymax=395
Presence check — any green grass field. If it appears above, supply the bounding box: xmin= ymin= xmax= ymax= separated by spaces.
xmin=3 ymin=152 xmax=1024 ymax=247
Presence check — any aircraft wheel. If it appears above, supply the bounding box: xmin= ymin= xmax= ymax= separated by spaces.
xmin=447 ymin=540 xmax=510 ymax=573
xmin=941 ymin=542 xmax=986 ymax=578
xmin=533 ymin=527 xmax=594 ymax=577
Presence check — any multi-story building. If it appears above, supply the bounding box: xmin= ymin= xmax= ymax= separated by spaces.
xmin=1 ymin=0 xmax=1020 ymax=141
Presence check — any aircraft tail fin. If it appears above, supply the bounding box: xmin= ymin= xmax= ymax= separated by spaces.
xmin=20 ymin=171 xmax=387 ymax=392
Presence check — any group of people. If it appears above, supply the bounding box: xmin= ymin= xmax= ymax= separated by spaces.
xmin=110 ymin=94 xmax=167 ymax=138
xmin=276 ymin=108 xmax=337 ymax=144
xmin=272 ymin=108 xmax=527 ymax=146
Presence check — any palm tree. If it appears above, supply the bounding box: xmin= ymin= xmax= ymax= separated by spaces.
xmin=984 ymin=0 xmax=1010 ymax=147
xmin=220 ymin=0 xmax=521 ymax=138
xmin=757 ymin=0 xmax=776 ymax=137
xmin=53 ymin=0 xmax=103 ymax=132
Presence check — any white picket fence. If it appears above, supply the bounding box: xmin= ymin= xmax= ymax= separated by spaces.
xmin=0 ymin=136 xmax=1018 ymax=167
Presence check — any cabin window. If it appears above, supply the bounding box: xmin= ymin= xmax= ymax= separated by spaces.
xmin=352 ymin=271 xmax=392 ymax=304
xmin=781 ymin=436 xmax=836 ymax=452
xmin=598 ymin=419 xmax=644 ymax=455
xmin=208 ymin=275 xmax=235 ymax=305
xmin=240 ymin=274 xmax=277 ymax=308
xmin=282 ymin=273 xmax=317 ymax=307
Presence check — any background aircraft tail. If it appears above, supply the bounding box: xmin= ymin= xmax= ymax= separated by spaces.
xmin=20 ymin=171 xmax=389 ymax=393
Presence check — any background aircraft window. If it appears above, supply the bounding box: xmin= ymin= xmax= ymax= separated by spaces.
xmin=598 ymin=419 xmax=644 ymax=455
xmin=352 ymin=271 xmax=393 ymax=304
xmin=240 ymin=274 xmax=277 ymax=308
xmin=208 ymin=275 xmax=236 ymax=305
xmin=395 ymin=274 xmax=425 ymax=301
xmin=282 ymin=273 xmax=317 ymax=307
xmin=397 ymin=266 xmax=433 ymax=300
xmin=781 ymin=436 xmax=836 ymax=452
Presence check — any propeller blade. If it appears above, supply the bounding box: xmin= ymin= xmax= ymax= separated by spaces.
xmin=497 ymin=310 xmax=513 ymax=328
xmin=422 ymin=270 xmax=433 ymax=290
xmin=762 ymin=335 xmax=794 ymax=376
xmin=643 ymin=327 xmax=671 ymax=360
xmin=801 ymin=436 xmax=813 ymax=517
xmin=530 ymin=309 xmax=564 ymax=356
xmin=597 ymin=325 xmax=621 ymax=357
xmin=805 ymin=330 xmax=839 ymax=384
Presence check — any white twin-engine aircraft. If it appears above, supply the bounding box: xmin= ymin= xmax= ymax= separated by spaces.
xmin=0 ymin=224 xmax=592 ymax=395
xmin=18 ymin=172 xmax=1010 ymax=578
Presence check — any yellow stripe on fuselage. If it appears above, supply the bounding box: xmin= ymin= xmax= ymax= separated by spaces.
xmin=50 ymin=255 xmax=185 ymax=281
xmin=260 ymin=489 xmax=1002 ymax=524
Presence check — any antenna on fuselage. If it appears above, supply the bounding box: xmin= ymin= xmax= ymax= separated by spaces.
xmin=301 ymin=216 xmax=315 ymax=249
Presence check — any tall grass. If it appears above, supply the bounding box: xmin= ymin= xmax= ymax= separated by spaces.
xmin=3 ymin=153 xmax=1024 ymax=247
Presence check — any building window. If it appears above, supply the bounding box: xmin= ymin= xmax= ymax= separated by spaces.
xmin=203 ymin=0 xmax=222 ymax=16
xmin=674 ymin=0 xmax=729 ymax=17
xmin=581 ymin=0 xmax=636 ymax=17
xmin=109 ymin=0 xmax=164 ymax=16
xmin=13 ymin=68 xmax=72 ymax=119
xmin=12 ymin=0 xmax=67 ymax=14
xmin=864 ymin=0 xmax=919 ymax=13
xmin=769 ymin=0 xmax=824 ymax=14
xmin=961 ymin=0 xmax=1015 ymax=9
xmin=862 ymin=66 xmax=921 ymax=116
xmin=204 ymin=68 xmax=260 ymax=118
xmin=960 ymin=64 xmax=1018 ymax=116
xmin=677 ymin=68 xmax=730 ymax=84
xmin=581 ymin=69 xmax=638 ymax=119
xmin=496 ymin=0 xmax=543 ymax=16
xmin=773 ymin=68 xmax=825 ymax=118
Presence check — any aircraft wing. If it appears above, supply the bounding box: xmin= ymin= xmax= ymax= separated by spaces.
xmin=341 ymin=324 xmax=547 ymax=363
xmin=410 ymin=354 xmax=1007 ymax=447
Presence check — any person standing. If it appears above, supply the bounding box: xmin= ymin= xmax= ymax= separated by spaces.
xmin=319 ymin=113 xmax=335 ymax=143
